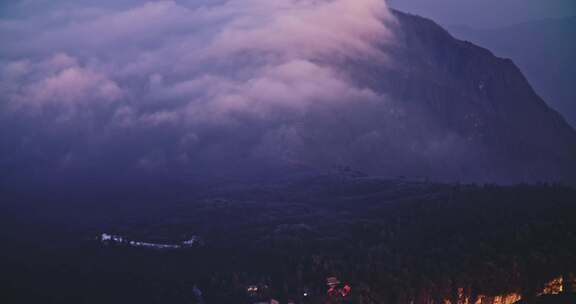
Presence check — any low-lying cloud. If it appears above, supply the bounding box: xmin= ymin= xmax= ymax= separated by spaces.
xmin=1 ymin=0 xmax=398 ymax=181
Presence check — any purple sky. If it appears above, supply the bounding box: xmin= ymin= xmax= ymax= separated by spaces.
xmin=389 ymin=0 xmax=576 ymax=28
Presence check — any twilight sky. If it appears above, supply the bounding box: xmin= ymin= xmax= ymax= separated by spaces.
xmin=389 ymin=0 xmax=576 ymax=28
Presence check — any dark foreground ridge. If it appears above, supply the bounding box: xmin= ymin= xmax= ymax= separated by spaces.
xmin=2 ymin=175 xmax=575 ymax=303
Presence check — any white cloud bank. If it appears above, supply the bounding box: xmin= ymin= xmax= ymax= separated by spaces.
xmin=0 ymin=0 xmax=395 ymax=175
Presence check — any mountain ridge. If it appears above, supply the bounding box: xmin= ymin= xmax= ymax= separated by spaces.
xmin=337 ymin=9 xmax=576 ymax=183
xmin=448 ymin=15 xmax=576 ymax=128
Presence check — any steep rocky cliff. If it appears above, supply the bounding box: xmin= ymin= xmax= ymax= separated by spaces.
xmin=450 ymin=17 xmax=576 ymax=128
xmin=324 ymin=11 xmax=576 ymax=183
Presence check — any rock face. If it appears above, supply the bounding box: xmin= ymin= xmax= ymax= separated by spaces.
xmin=449 ymin=17 xmax=576 ymax=128
xmin=323 ymin=10 xmax=576 ymax=183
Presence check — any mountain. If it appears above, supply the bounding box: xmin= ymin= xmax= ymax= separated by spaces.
xmin=448 ymin=17 xmax=576 ymax=127
xmin=317 ymin=10 xmax=576 ymax=183
xmin=2 ymin=9 xmax=576 ymax=187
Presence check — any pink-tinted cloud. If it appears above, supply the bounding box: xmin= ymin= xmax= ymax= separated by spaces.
xmin=6 ymin=54 xmax=122 ymax=114
xmin=0 ymin=0 xmax=395 ymax=171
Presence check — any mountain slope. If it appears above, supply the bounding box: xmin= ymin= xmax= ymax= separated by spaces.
xmin=449 ymin=17 xmax=576 ymax=127
xmin=329 ymin=10 xmax=576 ymax=183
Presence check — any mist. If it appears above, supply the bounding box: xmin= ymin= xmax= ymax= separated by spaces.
xmin=0 ymin=0 xmax=402 ymax=185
